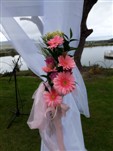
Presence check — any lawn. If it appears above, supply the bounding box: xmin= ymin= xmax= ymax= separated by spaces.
xmin=0 ymin=73 xmax=113 ymax=151
xmin=82 ymin=75 xmax=113 ymax=151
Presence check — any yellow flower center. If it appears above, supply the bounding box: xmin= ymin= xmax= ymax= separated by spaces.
xmin=51 ymin=95 xmax=55 ymax=101
xmin=63 ymin=80 xmax=67 ymax=86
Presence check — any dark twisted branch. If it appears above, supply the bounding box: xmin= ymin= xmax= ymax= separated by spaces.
xmin=74 ymin=0 xmax=98 ymax=71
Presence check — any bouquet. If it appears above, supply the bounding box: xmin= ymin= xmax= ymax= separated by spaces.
xmin=41 ymin=29 xmax=77 ymax=118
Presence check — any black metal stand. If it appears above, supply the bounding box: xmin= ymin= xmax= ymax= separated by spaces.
xmin=7 ymin=56 xmax=28 ymax=129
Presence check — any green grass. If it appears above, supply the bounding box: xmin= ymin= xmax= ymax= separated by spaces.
xmin=82 ymin=76 xmax=113 ymax=151
xmin=0 ymin=76 xmax=41 ymax=151
xmin=0 ymin=74 xmax=113 ymax=151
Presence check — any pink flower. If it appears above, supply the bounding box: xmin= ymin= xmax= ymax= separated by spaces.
xmin=42 ymin=66 xmax=56 ymax=73
xmin=44 ymin=89 xmax=63 ymax=107
xmin=58 ymin=55 xmax=76 ymax=70
xmin=47 ymin=35 xmax=64 ymax=49
xmin=43 ymin=57 xmax=56 ymax=73
xmin=49 ymin=71 xmax=58 ymax=80
xmin=45 ymin=56 xmax=55 ymax=68
xmin=53 ymin=72 xmax=75 ymax=95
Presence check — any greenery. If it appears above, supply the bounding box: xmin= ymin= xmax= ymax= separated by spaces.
xmin=0 ymin=72 xmax=113 ymax=151
xmin=82 ymin=74 xmax=113 ymax=151
xmin=0 ymin=76 xmax=41 ymax=151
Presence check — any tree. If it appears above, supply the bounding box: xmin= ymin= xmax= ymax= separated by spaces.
xmin=74 ymin=0 xmax=98 ymax=71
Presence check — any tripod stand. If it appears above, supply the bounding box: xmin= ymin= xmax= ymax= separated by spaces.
xmin=7 ymin=56 xmax=28 ymax=129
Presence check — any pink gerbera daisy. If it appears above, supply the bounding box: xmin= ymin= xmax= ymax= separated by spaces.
xmin=58 ymin=55 xmax=76 ymax=70
xmin=44 ymin=89 xmax=63 ymax=107
xmin=47 ymin=35 xmax=64 ymax=49
xmin=53 ymin=72 xmax=75 ymax=95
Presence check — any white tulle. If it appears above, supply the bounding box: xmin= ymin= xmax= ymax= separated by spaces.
xmin=0 ymin=0 xmax=90 ymax=150
xmin=27 ymin=66 xmax=89 ymax=151
xmin=41 ymin=65 xmax=90 ymax=151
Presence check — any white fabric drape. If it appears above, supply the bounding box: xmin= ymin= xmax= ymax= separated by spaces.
xmin=0 ymin=1 xmax=46 ymax=80
xmin=0 ymin=0 xmax=43 ymax=17
xmin=43 ymin=0 xmax=83 ymax=47
xmin=28 ymin=82 xmax=88 ymax=151
xmin=0 ymin=0 xmax=89 ymax=118
xmin=0 ymin=1 xmax=90 ymax=150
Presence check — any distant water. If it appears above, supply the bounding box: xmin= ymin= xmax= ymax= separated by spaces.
xmin=0 ymin=46 xmax=113 ymax=74
xmin=81 ymin=46 xmax=113 ymax=68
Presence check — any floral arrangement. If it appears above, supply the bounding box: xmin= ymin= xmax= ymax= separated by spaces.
xmin=41 ymin=29 xmax=77 ymax=112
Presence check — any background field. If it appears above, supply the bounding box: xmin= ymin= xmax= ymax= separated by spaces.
xmin=0 ymin=70 xmax=113 ymax=151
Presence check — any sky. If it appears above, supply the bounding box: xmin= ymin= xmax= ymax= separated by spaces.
xmin=87 ymin=0 xmax=113 ymax=40
xmin=0 ymin=0 xmax=113 ymax=41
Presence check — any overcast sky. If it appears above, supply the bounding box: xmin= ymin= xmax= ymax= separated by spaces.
xmin=87 ymin=0 xmax=113 ymax=40
xmin=0 ymin=0 xmax=113 ymax=41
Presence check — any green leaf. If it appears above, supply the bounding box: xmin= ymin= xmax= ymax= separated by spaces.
xmin=70 ymin=39 xmax=78 ymax=42
xmin=63 ymin=39 xmax=70 ymax=51
xmin=64 ymin=34 xmax=69 ymax=40
xmin=70 ymin=28 xmax=73 ymax=39
xmin=70 ymin=47 xmax=77 ymax=51
xmin=41 ymin=75 xmax=48 ymax=78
